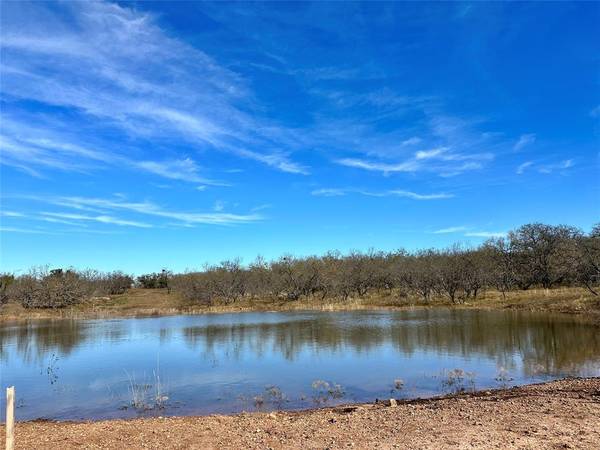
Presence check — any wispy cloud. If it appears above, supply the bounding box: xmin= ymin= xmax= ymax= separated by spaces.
xmin=465 ymin=231 xmax=507 ymax=238
xmin=250 ymin=204 xmax=272 ymax=212
xmin=213 ymin=200 xmax=225 ymax=212
xmin=513 ymin=133 xmax=536 ymax=151
xmin=363 ymin=190 xmax=453 ymax=200
xmin=0 ymin=1 xmax=305 ymax=176
xmin=336 ymin=158 xmax=418 ymax=174
xmin=516 ymin=161 xmax=533 ymax=175
xmin=0 ymin=135 xmax=88 ymax=175
xmin=0 ymin=122 xmax=227 ymax=185
xmin=233 ymin=148 xmax=309 ymax=175
xmin=311 ymin=188 xmax=453 ymax=200
xmin=415 ymin=147 xmax=448 ymax=160
xmin=0 ymin=211 xmax=25 ymax=217
xmin=132 ymin=159 xmax=224 ymax=185
xmin=0 ymin=226 xmax=56 ymax=235
xmin=336 ymin=147 xmax=492 ymax=176
xmin=401 ymin=137 xmax=422 ymax=146
xmin=311 ymin=188 xmax=348 ymax=197
xmin=26 ymin=195 xmax=263 ymax=226
xmin=516 ymin=159 xmax=574 ymax=175
xmin=431 ymin=226 xmax=506 ymax=238
xmin=538 ymin=159 xmax=573 ymax=174
xmin=40 ymin=216 xmax=88 ymax=227
xmin=433 ymin=226 xmax=468 ymax=234
xmin=41 ymin=212 xmax=153 ymax=228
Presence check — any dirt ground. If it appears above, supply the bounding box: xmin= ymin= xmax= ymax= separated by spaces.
xmin=4 ymin=378 xmax=599 ymax=449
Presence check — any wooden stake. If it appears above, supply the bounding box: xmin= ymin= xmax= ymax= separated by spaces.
xmin=6 ymin=386 xmax=14 ymax=450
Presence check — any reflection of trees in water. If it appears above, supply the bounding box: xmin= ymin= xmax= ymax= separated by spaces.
xmin=388 ymin=310 xmax=600 ymax=376
xmin=182 ymin=310 xmax=600 ymax=376
xmin=0 ymin=320 xmax=88 ymax=364
xmin=2 ymin=311 xmax=599 ymax=377
xmin=0 ymin=320 xmax=125 ymax=364
xmin=159 ymin=328 xmax=172 ymax=344
xmin=183 ymin=317 xmax=388 ymax=362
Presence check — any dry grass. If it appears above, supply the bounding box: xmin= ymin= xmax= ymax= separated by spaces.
xmin=1 ymin=286 xmax=599 ymax=322
xmin=467 ymin=286 xmax=600 ymax=315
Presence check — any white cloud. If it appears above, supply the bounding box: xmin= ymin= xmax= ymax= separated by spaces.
xmin=516 ymin=159 xmax=574 ymax=175
xmin=41 ymin=216 xmax=88 ymax=227
xmin=336 ymin=158 xmax=419 ymax=173
xmin=538 ymin=159 xmax=573 ymax=174
xmin=0 ymin=1 xmax=305 ymax=175
xmin=364 ymin=190 xmax=453 ymax=200
xmin=311 ymin=188 xmax=348 ymax=197
xmin=133 ymin=159 xmax=223 ymax=185
xmin=401 ymin=137 xmax=422 ymax=146
xmin=415 ymin=147 xmax=448 ymax=160
xmin=311 ymin=188 xmax=453 ymax=200
xmin=465 ymin=231 xmax=507 ymax=238
xmin=0 ymin=122 xmax=228 ymax=185
xmin=0 ymin=211 xmax=25 ymax=217
xmin=516 ymin=161 xmax=533 ymax=175
xmin=41 ymin=212 xmax=153 ymax=228
xmin=438 ymin=162 xmax=484 ymax=178
xmin=250 ymin=204 xmax=272 ymax=212
xmin=513 ymin=134 xmax=536 ymax=151
xmin=0 ymin=135 xmax=89 ymax=174
xmin=213 ymin=200 xmax=225 ymax=212
xmin=233 ymin=148 xmax=309 ymax=175
xmin=0 ymin=226 xmax=56 ymax=234
xmin=30 ymin=195 xmax=262 ymax=226
xmin=336 ymin=148 xmax=491 ymax=177
xmin=433 ymin=226 xmax=467 ymax=234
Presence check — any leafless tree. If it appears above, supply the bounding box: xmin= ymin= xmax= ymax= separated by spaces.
xmin=3 ymin=222 xmax=596 ymax=309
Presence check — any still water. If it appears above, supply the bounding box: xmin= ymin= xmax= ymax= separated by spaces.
xmin=1 ymin=309 xmax=599 ymax=421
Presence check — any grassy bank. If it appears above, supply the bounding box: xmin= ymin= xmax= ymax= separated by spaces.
xmin=3 ymin=378 xmax=599 ymax=449
xmin=1 ymin=286 xmax=599 ymax=322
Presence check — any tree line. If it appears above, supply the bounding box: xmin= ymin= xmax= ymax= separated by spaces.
xmin=1 ymin=223 xmax=598 ymax=309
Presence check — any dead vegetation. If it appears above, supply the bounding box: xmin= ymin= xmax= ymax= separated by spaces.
xmin=2 ymin=222 xmax=599 ymax=321
xmin=1 ymin=285 xmax=599 ymax=322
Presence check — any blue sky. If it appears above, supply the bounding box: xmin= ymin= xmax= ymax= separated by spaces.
xmin=1 ymin=1 xmax=598 ymax=274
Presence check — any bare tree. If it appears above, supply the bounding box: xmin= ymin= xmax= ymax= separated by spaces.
xmin=0 ymin=273 xmax=15 ymax=305
xmin=508 ymin=223 xmax=581 ymax=289
xmin=4 ymin=222 xmax=594 ymax=309
xmin=575 ymin=224 xmax=600 ymax=295
xmin=11 ymin=267 xmax=92 ymax=308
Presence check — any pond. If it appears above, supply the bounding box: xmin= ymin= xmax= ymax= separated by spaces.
xmin=1 ymin=309 xmax=599 ymax=421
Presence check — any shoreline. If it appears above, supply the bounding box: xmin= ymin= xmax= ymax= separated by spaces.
xmin=2 ymin=286 xmax=599 ymax=323
xmin=4 ymin=377 xmax=599 ymax=449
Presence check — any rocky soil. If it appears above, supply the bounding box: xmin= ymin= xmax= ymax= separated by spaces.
xmin=3 ymin=377 xmax=599 ymax=449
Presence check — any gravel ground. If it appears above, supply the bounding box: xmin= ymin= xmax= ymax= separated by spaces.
xmin=3 ymin=378 xmax=599 ymax=449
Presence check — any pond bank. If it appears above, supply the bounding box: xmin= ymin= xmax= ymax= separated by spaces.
xmin=1 ymin=286 xmax=599 ymax=322
xmin=5 ymin=377 xmax=599 ymax=449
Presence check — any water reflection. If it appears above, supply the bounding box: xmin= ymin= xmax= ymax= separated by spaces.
xmin=1 ymin=309 xmax=599 ymax=420
xmin=179 ymin=310 xmax=600 ymax=375
xmin=0 ymin=320 xmax=124 ymax=364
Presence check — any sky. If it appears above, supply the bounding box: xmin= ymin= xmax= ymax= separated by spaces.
xmin=0 ymin=1 xmax=599 ymax=274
